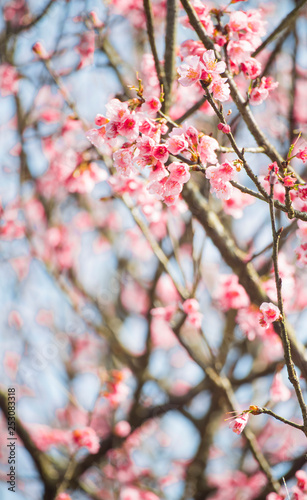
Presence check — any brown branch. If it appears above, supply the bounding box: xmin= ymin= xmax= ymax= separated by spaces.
xmin=143 ymin=0 xmax=165 ymax=88
xmin=163 ymin=0 xmax=178 ymax=112
xmin=182 ymin=180 xmax=307 ymax=381
xmin=268 ymin=184 xmax=307 ymax=433
xmin=252 ymin=0 xmax=307 ymax=57
xmin=168 ymin=314 xmax=280 ymax=493
xmin=257 ymin=407 xmax=304 ymax=432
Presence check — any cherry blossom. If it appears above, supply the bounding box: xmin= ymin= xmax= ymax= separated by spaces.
xmin=259 ymin=302 xmax=282 ymax=328
xmin=177 ymin=55 xmax=203 ymax=87
xmin=229 ymin=413 xmax=249 ymax=435
xmin=202 ymin=50 xmax=226 ymax=76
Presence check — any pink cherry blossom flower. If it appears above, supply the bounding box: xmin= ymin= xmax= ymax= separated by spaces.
xmin=105 ymin=98 xmax=129 ymax=122
xmin=241 ymin=57 xmax=262 ymax=79
xmin=95 ymin=114 xmax=108 ymax=126
xmin=261 ymin=76 xmax=279 ymax=91
xmin=118 ymin=114 xmax=139 ymax=141
xmin=148 ymin=161 xmax=169 ymax=182
xmin=142 ymin=96 xmax=161 ymax=115
xmin=227 ymin=40 xmax=253 ymax=65
xmin=104 ymin=369 xmax=130 ymax=408
xmin=86 ymin=127 xmax=108 ymax=149
xmin=228 ymin=10 xmax=248 ymax=32
xmin=206 ymin=160 xmax=237 ymax=200
xmin=184 ymin=124 xmax=199 ymax=146
xmin=178 ymin=55 xmax=202 ymax=87
xmin=136 ymin=135 xmax=155 ymax=156
xmin=259 ymin=302 xmax=282 ymax=328
xmin=198 ymin=135 xmax=219 ymax=165
xmin=250 ymin=77 xmax=279 ymax=106
xmin=250 ymin=86 xmax=269 ymax=106
xmin=72 ymin=427 xmax=100 ymax=454
xmin=168 ymin=162 xmax=190 ymax=184
xmin=162 ymin=174 xmax=182 ymax=195
xmin=153 ymin=144 xmax=169 ymax=163
xmin=202 ymin=50 xmax=226 ymax=75
xmin=246 ymin=9 xmax=266 ymax=38
xmin=296 ymin=147 xmax=307 ymax=162
xmin=164 ymin=193 xmax=181 ymax=206
xmin=283 ymin=175 xmax=296 ymax=187
xmin=210 ymin=77 xmax=230 ymax=102
xmin=229 ymin=413 xmax=249 ymax=435
xmin=165 ymin=133 xmax=189 ymax=155
xmin=113 ymin=148 xmax=136 ymax=177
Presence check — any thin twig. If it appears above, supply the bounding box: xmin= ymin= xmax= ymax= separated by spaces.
xmin=164 ymin=0 xmax=178 ymax=112
xmin=252 ymin=0 xmax=307 ymax=57
xmin=258 ymin=407 xmax=304 ymax=432
xmin=143 ymin=0 xmax=165 ymax=88
xmin=268 ymin=183 xmax=307 ymax=433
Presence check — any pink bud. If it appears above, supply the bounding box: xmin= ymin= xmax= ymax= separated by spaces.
xmin=89 ymin=11 xmax=104 ymax=28
xmin=217 ymin=122 xmax=231 ymax=134
xmin=32 ymin=42 xmax=48 ymax=59
xmin=114 ymin=421 xmax=131 ymax=437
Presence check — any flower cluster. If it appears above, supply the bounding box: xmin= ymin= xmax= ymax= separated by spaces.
xmin=177 ymin=50 xmax=230 ymax=102
xmin=226 ymin=9 xmax=266 ymax=68
xmin=87 ymin=97 xmax=224 ymax=205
